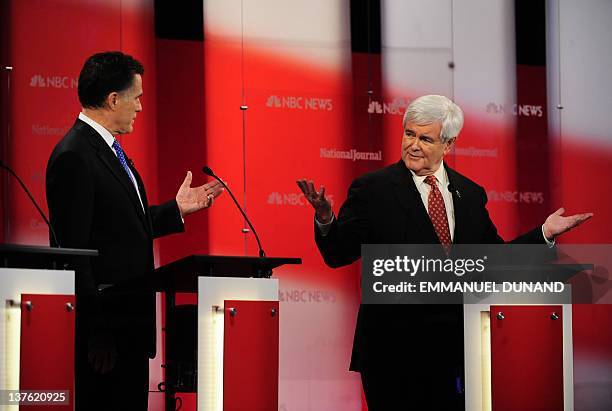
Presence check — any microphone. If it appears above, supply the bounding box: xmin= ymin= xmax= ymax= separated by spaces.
xmin=202 ymin=166 xmax=266 ymax=257
xmin=0 ymin=159 xmax=61 ymax=247
xmin=447 ymin=182 xmax=461 ymax=199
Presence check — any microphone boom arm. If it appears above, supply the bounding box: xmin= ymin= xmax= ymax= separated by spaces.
xmin=0 ymin=160 xmax=60 ymax=247
xmin=203 ymin=166 xmax=265 ymax=257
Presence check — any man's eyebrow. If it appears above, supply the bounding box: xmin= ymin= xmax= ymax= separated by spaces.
xmin=405 ymin=128 xmax=415 ymax=134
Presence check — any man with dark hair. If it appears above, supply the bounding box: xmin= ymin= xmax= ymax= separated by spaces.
xmin=46 ymin=51 xmax=223 ymax=410
xmin=297 ymin=95 xmax=592 ymax=410
xmin=77 ymin=51 xmax=144 ymax=108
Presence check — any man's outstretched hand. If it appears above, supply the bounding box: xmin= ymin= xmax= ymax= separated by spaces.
xmin=176 ymin=171 xmax=225 ymax=217
xmin=296 ymin=179 xmax=333 ymax=223
xmin=542 ymin=207 xmax=593 ymax=240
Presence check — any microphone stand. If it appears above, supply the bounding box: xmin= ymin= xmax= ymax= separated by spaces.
xmin=1 ymin=65 xmax=13 ymax=242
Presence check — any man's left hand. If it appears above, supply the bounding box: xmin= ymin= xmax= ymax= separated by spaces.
xmin=176 ymin=171 xmax=225 ymax=217
xmin=543 ymin=207 xmax=593 ymax=240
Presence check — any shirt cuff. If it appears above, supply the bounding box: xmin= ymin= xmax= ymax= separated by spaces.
xmin=315 ymin=214 xmax=335 ymax=237
xmin=542 ymin=225 xmax=555 ymax=247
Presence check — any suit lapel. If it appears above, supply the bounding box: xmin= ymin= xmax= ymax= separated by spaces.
xmin=126 ymin=158 xmax=154 ymax=236
xmin=389 ymin=161 xmax=439 ymax=244
xmin=79 ymin=121 xmax=150 ymax=234
xmin=127 ymin=158 xmax=150 ymax=210
xmin=445 ymin=164 xmax=468 ymax=244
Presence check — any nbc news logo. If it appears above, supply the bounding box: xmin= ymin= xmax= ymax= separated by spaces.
xmin=30 ymin=74 xmax=77 ymax=89
xmin=267 ymin=191 xmax=334 ymax=207
xmin=367 ymin=97 xmax=409 ymax=115
xmin=486 ymin=102 xmax=543 ymax=117
xmin=266 ymin=95 xmax=332 ymax=111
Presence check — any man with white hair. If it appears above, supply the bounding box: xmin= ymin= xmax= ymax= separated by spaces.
xmin=296 ymin=95 xmax=591 ymax=410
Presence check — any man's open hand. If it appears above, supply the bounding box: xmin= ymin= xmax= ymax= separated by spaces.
xmin=176 ymin=171 xmax=225 ymax=217
xmin=296 ymin=179 xmax=333 ymax=223
xmin=542 ymin=207 xmax=593 ymax=240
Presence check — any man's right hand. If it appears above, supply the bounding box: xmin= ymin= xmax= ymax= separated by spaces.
xmin=296 ymin=179 xmax=333 ymax=223
xmin=88 ymin=332 xmax=117 ymax=374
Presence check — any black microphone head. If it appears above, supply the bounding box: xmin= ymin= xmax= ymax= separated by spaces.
xmin=202 ymin=166 xmax=214 ymax=176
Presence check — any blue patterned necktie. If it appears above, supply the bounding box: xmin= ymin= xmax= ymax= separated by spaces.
xmin=111 ymin=139 xmax=135 ymax=185
xmin=111 ymin=139 xmax=144 ymax=210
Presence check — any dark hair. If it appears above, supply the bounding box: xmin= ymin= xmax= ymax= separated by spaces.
xmin=77 ymin=51 xmax=144 ymax=109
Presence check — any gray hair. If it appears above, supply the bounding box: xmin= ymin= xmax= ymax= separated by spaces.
xmin=402 ymin=95 xmax=464 ymax=143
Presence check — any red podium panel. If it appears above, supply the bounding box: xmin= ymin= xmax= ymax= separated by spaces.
xmin=223 ymin=300 xmax=279 ymax=411
xmin=20 ymin=294 xmax=75 ymax=410
xmin=490 ymin=305 xmax=564 ymax=411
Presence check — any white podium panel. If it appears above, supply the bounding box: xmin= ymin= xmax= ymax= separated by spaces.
xmin=0 ymin=267 xmax=74 ymax=410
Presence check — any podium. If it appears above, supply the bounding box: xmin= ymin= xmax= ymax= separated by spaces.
xmin=461 ymin=263 xmax=591 ymax=411
xmin=154 ymin=255 xmax=301 ymax=411
xmin=0 ymin=244 xmax=97 ymax=409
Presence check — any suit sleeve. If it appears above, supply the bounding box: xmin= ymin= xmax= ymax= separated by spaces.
xmin=46 ymin=150 xmax=106 ymax=334
xmin=128 ymin=162 xmax=184 ymax=239
xmin=315 ymin=177 xmax=372 ymax=268
xmin=149 ymin=200 xmax=184 ymax=239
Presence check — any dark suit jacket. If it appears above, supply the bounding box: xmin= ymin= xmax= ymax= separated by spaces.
xmin=315 ymin=160 xmax=544 ymax=372
xmin=46 ymin=118 xmax=184 ymax=357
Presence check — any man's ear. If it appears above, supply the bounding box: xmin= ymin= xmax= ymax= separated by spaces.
xmin=105 ymin=92 xmax=119 ymax=110
xmin=443 ymin=137 xmax=456 ymax=155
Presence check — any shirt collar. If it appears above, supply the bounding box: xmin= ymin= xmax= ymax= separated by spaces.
xmin=410 ymin=163 xmax=448 ymax=189
xmin=79 ymin=112 xmax=115 ymax=149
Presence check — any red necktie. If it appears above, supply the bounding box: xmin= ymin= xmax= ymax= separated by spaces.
xmin=425 ymin=175 xmax=452 ymax=253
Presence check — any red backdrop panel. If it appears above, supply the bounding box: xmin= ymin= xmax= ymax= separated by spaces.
xmin=490 ymin=305 xmax=564 ymax=411
xmin=155 ymin=38 xmax=208 ymax=267
xmin=5 ymin=0 xmax=121 ymax=245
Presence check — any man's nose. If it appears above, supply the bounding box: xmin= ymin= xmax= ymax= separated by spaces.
xmin=409 ymin=138 xmax=422 ymax=151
